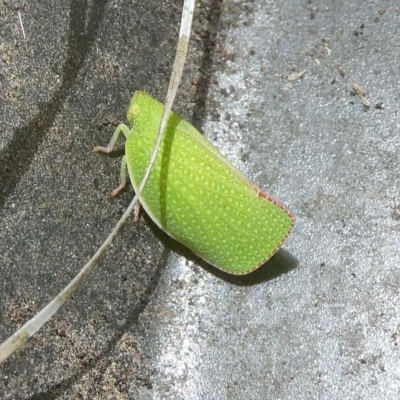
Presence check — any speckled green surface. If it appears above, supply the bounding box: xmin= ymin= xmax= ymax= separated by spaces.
xmin=119 ymin=92 xmax=294 ymax=274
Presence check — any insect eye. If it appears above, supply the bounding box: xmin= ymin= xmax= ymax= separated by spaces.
xmin=127 ymin=104 xmax=141 ymax=123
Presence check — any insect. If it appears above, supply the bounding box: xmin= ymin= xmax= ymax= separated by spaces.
xmin=95 ymin=91 xmax=294 ymax=275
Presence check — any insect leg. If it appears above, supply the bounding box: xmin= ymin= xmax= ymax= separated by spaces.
xmin=111 ymin=155 xmax=128 ymax=197
xmin=94 ymin=123 xmax=131 ymax=154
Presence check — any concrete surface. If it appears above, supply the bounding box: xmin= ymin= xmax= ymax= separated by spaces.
xmin=1 ymin=0 xmax=400 ymax=399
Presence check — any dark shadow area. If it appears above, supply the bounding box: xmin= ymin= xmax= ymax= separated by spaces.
xmin=0 ymin=0 xmax=108 ymax=208
xmin=202 ymin=248 xmax=298 ymax=285
xmin=191 ymin=0 xmax=223 ymax=129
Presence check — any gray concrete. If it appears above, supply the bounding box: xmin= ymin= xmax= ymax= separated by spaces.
xmin=1 ymin=0 xmax=400 ymax=399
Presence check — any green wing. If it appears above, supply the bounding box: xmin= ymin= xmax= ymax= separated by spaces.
xmin=125 ymin=91 xmax=294 ymax=274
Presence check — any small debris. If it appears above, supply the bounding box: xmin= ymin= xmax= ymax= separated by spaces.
xmin=352 ymin=82 xmax=371 ymax=109
xmin=17 ymin=10 xmax=26 ymax=39
xmin=287 ymin=70 xmax=308 ymax=81
xmin=353 ymin=24 xmax=365 ymax=36
xmin=323 ymin=39 xmax=331 ymax=56
xmin=9 ymin=0 xmax=26 ymax=39
xmin=338 ymin=67 xmax=345 ymax=77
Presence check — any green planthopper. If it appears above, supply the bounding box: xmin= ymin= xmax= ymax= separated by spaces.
xmin=95 ymin=91 xmax=294 ymax=274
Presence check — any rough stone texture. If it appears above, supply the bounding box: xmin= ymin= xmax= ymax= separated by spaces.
xmin=1 ymin=0 xmax=400 ymax=399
